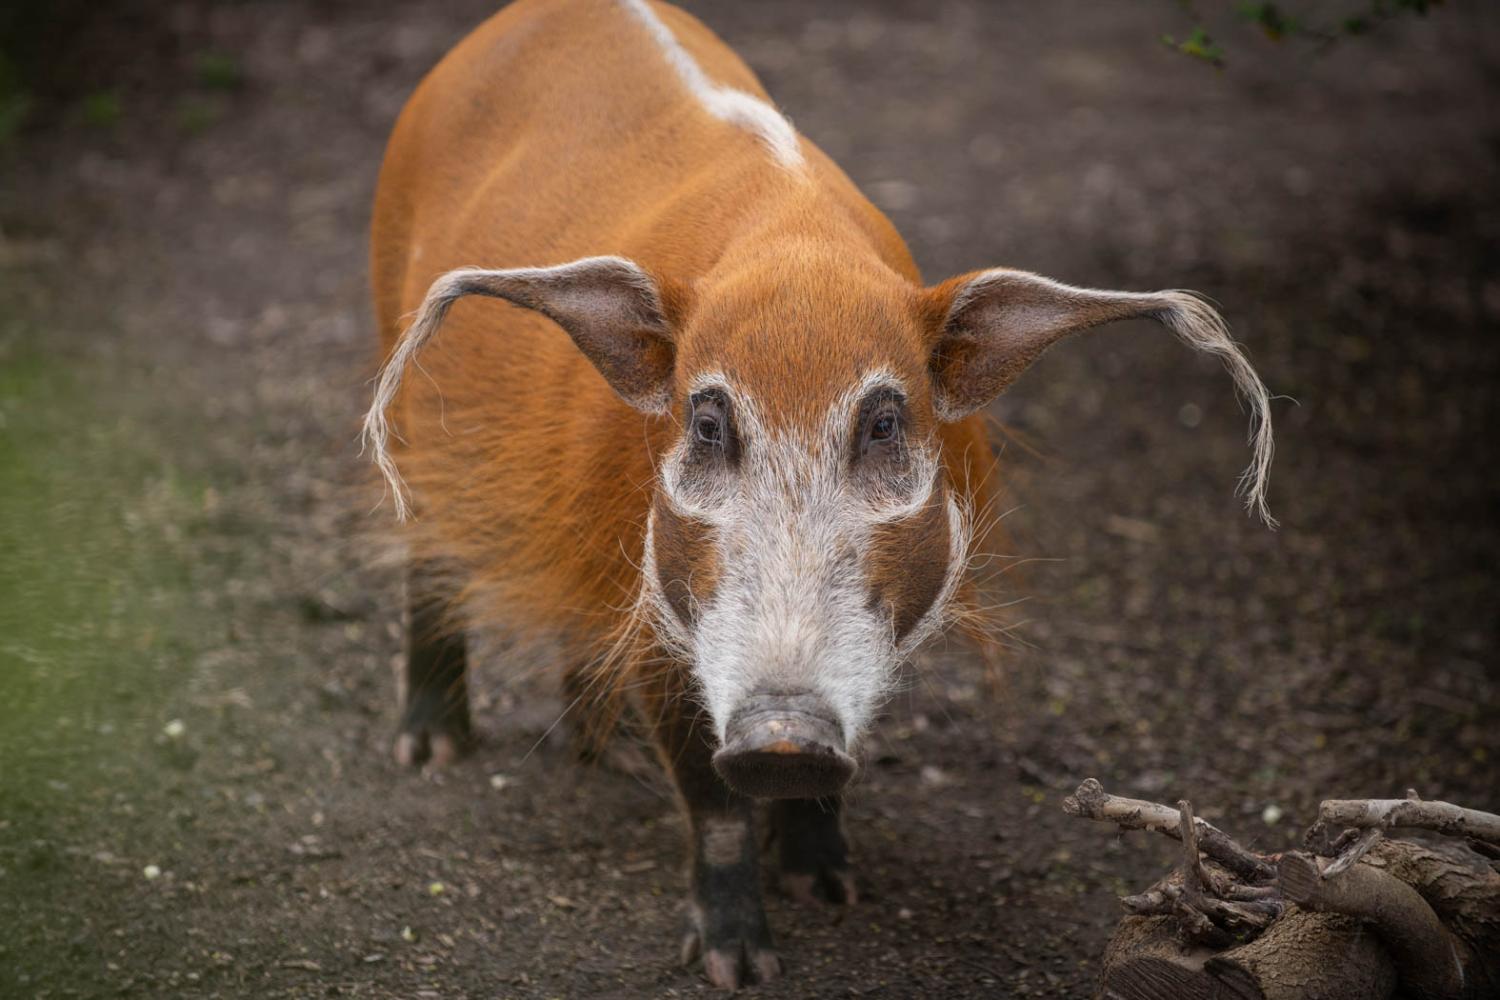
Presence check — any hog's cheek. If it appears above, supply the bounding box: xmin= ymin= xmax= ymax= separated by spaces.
xmin=866 ymin=491 xmax=952 ymax=641
xmin=653 ymin=501 xmax=720 ymax=628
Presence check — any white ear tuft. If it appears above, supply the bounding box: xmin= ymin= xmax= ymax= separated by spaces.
xmin=362 ymin=269 xmax=477 ymax=522
xmin=1152 ymin=291 xmax=1277 ymax=528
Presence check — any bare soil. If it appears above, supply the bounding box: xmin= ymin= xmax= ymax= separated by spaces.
xmin=1 ymin=2 xmax=1497 ymax=998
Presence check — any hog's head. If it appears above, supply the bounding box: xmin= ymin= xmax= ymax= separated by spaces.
xmin=365 ymin=247 xmax=1272 ymax=799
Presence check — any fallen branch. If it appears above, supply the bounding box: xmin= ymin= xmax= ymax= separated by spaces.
xmin=1316 ymin=797 xmax=1500 ymax=846
xmin=1063 ymin=778 xmax=1275 ymax=883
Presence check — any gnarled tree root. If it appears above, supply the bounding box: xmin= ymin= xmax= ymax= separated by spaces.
xmin=1070 ymin=780 xmax=1500 ymax=1000
xmin=1279 ymin=851 xmax=1469 ymax=1000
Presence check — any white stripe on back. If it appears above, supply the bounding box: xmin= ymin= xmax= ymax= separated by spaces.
xmin=619 ymin=0 xmax=804 ymax=169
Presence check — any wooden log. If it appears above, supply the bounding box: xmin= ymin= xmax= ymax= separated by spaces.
xmin=1098 ymin=908 xmax=1396 ymax=1000
xmin=1099 ymin=916 xmax=1218 ymax=1000
xmin=1202 ymin=907 xmax=1397 ymax=1000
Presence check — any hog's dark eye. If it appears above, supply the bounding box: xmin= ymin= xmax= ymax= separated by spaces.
xmin=695 ymin=413 xmax=723 ymax=446
xmin=856 ymin=388 xmax=907 ymax=462
xmin=687 ymin=390 xmax=736 ymax=462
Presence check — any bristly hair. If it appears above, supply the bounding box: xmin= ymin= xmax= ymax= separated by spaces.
xmin=1151 ymin=291 xmax=1276 ymax=528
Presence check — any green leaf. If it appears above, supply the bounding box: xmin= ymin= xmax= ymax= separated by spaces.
xmin=1161 ymin=26 xmax=1225 ymax=67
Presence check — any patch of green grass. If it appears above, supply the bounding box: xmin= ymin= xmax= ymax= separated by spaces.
xmin=0 ymin=341 xmax=215 ymax=819
xmin=0 ymin=323 xmax=274 ymax=994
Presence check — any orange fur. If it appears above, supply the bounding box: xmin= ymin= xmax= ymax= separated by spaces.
xmin=369 ymin=0 xmax=1000 ymax=730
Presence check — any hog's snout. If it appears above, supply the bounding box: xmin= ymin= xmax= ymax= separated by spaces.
xmin=711 ymin=691 xmax=856 ymax=800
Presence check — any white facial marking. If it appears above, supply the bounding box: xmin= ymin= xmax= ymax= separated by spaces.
xmin=649 ymin=371 xmax=967 ymax=747
xmin=618 ymin=0 xmax=804 ymax=170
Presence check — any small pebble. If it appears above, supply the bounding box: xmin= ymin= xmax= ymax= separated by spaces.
xmin=919 ymin=765 xmax=950 ymax=787
xmin=142 ymin=864 xmax=161 ymax=880
xmin=1262 ymin=803 xmax=1284 ymax=825
xmin=163 ymin=719 xmax=186 ymax=739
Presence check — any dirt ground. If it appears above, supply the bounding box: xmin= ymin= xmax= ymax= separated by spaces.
xmin=2 ymin=2 xmax=1498 ymax=997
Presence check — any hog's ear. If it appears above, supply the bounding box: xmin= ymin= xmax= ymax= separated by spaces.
xmin=364 ymin=255 xmax=685 ymax=520
xmin=921 ymin=268 xmax=1276 ymax=526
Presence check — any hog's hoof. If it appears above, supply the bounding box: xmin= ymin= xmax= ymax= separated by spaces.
xmin=780 ymin=865 xmax=857 ymax=906
xmin=393 ymin=701 xmax=474 ymax=773
xmin=680 ymin=911 xmax=782 ymax=989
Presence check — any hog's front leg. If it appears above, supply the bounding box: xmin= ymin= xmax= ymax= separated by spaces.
xmin=650 ymin=688 xmax=781 ymax=989
xmin=772 ymin=798 xmax=857 ymax=905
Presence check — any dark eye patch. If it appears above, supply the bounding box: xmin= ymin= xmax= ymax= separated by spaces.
xmin=686 ymin=387 xmax=739 ymax=465
xmin=853 ymin=386 xmax=907 ymax=463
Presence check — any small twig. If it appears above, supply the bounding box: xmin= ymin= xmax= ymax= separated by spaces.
xmin=1317 ymin=796 xmax=1500 ymax=845
xmin=1121 ymin=874 xmax=1182 ymax=916
xmin=1322 ymin=825 xmax=1363 ymax=855
xmin=1466 ymin=838 xmax=1500 ymax=864
xmin=1064 ymin=779 xmax=1275 ymax=883
xmin=1179 ymin=800 xmax=1202 ymax=883
xmin=1172 ymin=895 xmax=1233 ymax=948
xmin=1178 ymin=799 xmax=1231 ymax=897
xmin=1197 ymin=895 xmax=1281 ymax=931
xmin=1321 ymin=827 xmax=1381 ymax=879
xmin=1172 ymin=800 xmax=1251 ymax=945
xmin=1121 ymin=891 xmax=1174 ymax=916
xmin=1222 ymin=883 xmax=1280 ymax=902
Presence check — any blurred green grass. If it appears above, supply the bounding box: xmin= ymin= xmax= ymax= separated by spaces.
xmin=0 ymin=342 xmax=215 ymax=826
xmin=0 ymin=336 xmax=242 ymax=987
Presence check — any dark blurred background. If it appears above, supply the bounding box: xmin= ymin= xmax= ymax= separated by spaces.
xmin=1 ymin=2 xmax=1497 ymax=997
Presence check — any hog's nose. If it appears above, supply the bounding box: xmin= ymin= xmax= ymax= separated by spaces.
xmin=712 ymin=691 xmax=856 ymax=799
